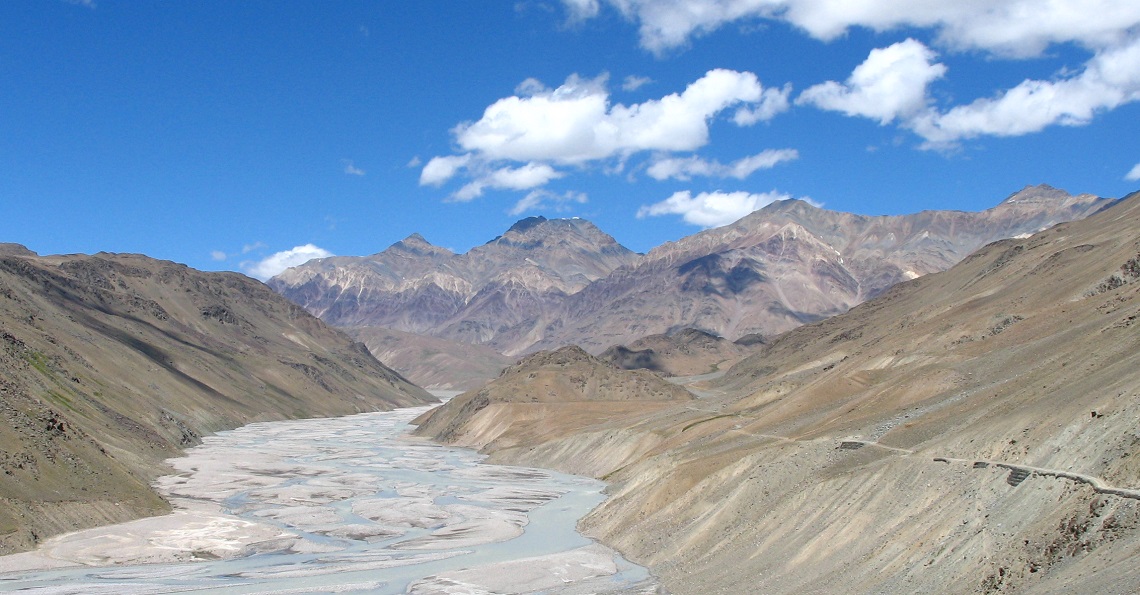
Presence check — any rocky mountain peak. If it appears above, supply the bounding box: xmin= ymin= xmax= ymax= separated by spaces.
xmin=1000 ymin=183 xmax=1071 ymax=205
xmin=488 ymin=216 xmax=616 ymax=248
xmin=387 ymin=233 xmax=452 ymax=257
xmin=506 ymin=216 xmax=548 ymax=235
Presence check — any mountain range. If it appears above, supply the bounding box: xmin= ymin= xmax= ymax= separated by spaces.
xmin=414 ymin=189 xmax=1140 ymax=593
xmin=271 ymin=185 xmax=1113 ymax=379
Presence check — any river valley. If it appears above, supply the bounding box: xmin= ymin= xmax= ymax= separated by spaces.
xmin=0 ymin=398 xmax=659 ymax=594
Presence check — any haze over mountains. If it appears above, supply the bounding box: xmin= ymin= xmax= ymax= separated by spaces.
xmin=416 ymin=189 xmax=1140 ymax=593
xmin=272 ymin=185 xmax=1112 ymax=369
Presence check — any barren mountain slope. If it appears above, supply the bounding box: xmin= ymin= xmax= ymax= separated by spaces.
xmin=413 ymin=345 xmax=692 ymax=475
xmin=530 ymin=184 xmax=1111 ymax=353
xmin=269 ymin=216 xmax=639 ymax=354
xmin=0 ymin=251 xmax=432 ymax=555
xmin=347 ymin=325 xmax=513 ymax=391
xmin=416 ymin=191 xmax=1140 ymax=594
xmin=271 ymin=186 xmax=1109 ymax=369
xmin=599 ymin=328 xmax=754 ymax=377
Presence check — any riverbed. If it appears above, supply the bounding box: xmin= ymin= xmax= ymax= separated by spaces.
xmin=0 ymin=401 xmax=659 ymax=594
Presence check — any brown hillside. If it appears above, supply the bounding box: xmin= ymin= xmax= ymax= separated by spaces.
xmin=416 ymin=191 xmax=1140 ymax=593
xmin=413 ymin=346 xmax=692 ymax=476
xmin=600 ymin=328 xmax=753 ymax=377
xmin=0 ymin=251 xmax=432 ymax=555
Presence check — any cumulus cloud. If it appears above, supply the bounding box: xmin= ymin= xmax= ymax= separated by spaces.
xmin=733 ymin=84 xmax=792 ymax=124
xmin=452 ymin=162 xmax=564 ymax=202
xmin=1127 ymin=162 xmax=1140 ymax=182
xmin=566 ymin=1 xmax=1140 ymax=145
xmin=420 ymin=154 xmax=472 ymax=186
xmin=798 ymin=39 xmax=946 ymax=124
xmin=911 ymin=38 xmax=1140 ymax=145
xmin=509 ymin=189 xmax=589 ymax=216
xmin=243 ymin=244 xmax=333 ymax=281
xmin=450 ymin=69 xmax=776 ymax=164
xmin=791 ymin=35 xmax=1140 ymax=147
xmin=622 ymin=75 xmax=653 ymax=91
xmin=422 ymin=69 xmax=792 ymax=200
xmin=647 ymin=148 xmax=798 ymax=180
xmin=637 ymin=190 xmax=795 ymax=227
xmin=575 ymin=0 xmax=1140 ymax=56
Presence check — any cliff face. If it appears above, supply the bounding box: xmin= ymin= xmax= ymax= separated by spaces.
xmin=413 ymin=191 xmax=1140 ymax=594
xmin=0 ymin=251 xmax=432 ymax=554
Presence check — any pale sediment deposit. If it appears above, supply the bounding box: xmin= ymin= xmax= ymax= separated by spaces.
xmin=0 ymin=402 xmax=660 ymax=594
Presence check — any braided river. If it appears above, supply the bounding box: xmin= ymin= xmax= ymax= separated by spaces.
xmin=0 ymin=398 xmax=658 ymax=594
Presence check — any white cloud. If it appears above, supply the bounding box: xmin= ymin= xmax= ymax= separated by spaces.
xmin=791 ymin=35 xmax=1140 ymax=147
xmin=733 ymin=84 xmax=792 ymax=124
xmin=422 ymin=69 xmax=792 ymax=201
xmin=563 ymin=0 xmax=600 ymax=21
xmin=557 ymin=1 xmax=1140 ymax=146
xmin=406 ymin=156 xmax=422 ymax=168
xmin=241 ymin=241 xmax=267 ymax=254
xmin=243 ymin=244 xmax=333 ymax=281
xmin=486 ymin=162 xmax=564 ymax=189
xmin=450 ymin=69 xmax=775 ymax=164
xmin=451 ymin=162 xmax=565 ymax=202
xmin=1127 ymin=162 xmax=1140 ymax=182
xmin=210 ymin=250 xmax=227 ymax=261
xmin=342 ymin=159 xmax=366 ymax=176
xmin=912 ymin=37 xmax=1140 ymax=145
xmin=578 ymin=0 xmax=1140 ymax=57
xmin=637 ymin=190 xmax=794 ymax=227
xmin=798 ymin=39 xmax=946 ymax=125
xmin=622 ymin=75 xmax=653 ymax=91
xmin=420 ymin=154 xmax=472 ymax=186
xmin=509 ymin=189 xmax=589 ymax=216
xmin=647 ymin=148 xmax=798 ymax=180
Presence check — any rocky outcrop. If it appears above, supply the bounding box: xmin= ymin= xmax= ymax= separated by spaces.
xmin=0 ymin=252 xmax=432 ymax=555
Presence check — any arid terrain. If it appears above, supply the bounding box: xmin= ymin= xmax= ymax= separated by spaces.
xmin=3 ymin=185 xmax=1137 ymax=594
xmin=0 ymin=250 xmax=432 ymax=555
xmin=415 ymin=191 xmax=1140 ymax=593
xmin=599 ymin=327 xmax=756 ymax=377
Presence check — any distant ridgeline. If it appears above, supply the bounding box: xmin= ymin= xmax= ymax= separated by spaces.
xmin=271 ymin=185 xmax=1113 ymax=356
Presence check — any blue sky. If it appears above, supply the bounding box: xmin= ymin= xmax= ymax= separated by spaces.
xmin=3 ymin=1 xmax=1139 ymax=279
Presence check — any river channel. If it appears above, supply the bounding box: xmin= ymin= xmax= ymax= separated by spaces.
xmin=0 ymin=400 xmax=659 ymax=594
